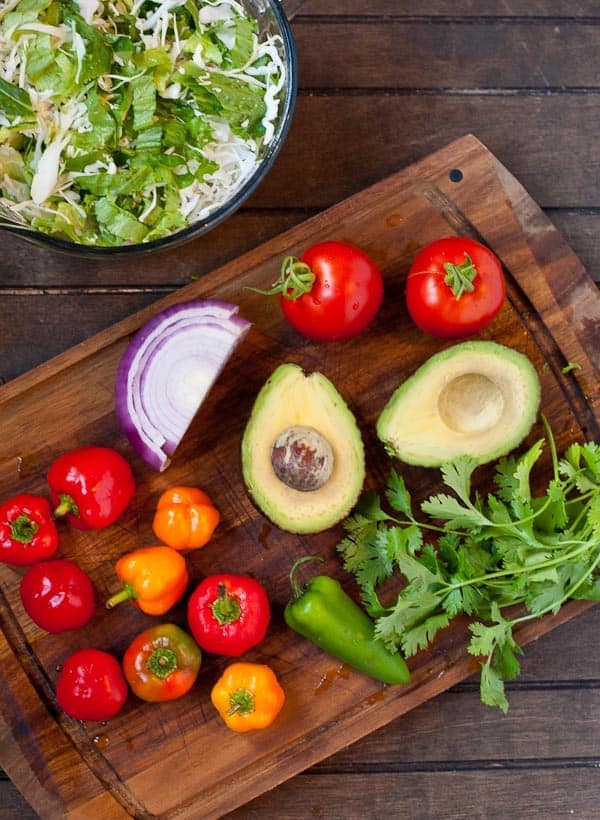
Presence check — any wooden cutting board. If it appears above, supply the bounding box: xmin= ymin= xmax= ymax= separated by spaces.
xmin=0 ymin=134 xmax=598 ymax=820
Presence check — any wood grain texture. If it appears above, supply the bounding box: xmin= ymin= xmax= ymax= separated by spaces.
xmin=228 ymin=769 xmax=600 ymax=819
xmin=0 ymin=134 xmax=598 ymax=818
xmin=298 ymin=1 xmax=600 ymax=16
xmin=293 ymin=20 xmax=600 ymax=89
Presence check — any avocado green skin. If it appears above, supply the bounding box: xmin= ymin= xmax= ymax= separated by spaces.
xmin=376 ymin=341 xmax=541 ymax=468
xmin=284 ymin=575 xmax=411 ymax=685
xmin=241 ymin=363 xmax=365 ymax=534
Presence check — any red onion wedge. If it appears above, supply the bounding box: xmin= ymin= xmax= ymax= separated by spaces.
xmin=115 ymin=300 xmax=251 ymax=471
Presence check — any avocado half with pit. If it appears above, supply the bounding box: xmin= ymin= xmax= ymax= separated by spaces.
xmin=377 ymin=341 xmax=541 ymax=467
xmin=241 ymin=363 xmax=365 ymax=533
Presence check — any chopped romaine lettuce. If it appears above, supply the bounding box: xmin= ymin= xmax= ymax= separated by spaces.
xmin=0 ymin=0 xmax=286 ymax=245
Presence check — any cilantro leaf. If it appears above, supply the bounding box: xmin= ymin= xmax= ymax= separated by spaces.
xmin=468 ymin=619 xmax=508 ymax=659
xmin=480 ymin=663 xmax=509 ymax=714
xmin=385 ymin=469 xmax=414 ymax=518
xmin=513 ymin=439 xmax=545 ymax=503
xmin=486 ymin=494 xmax=512 ymax=526
xmin=493 ymin=638 xmax=523 ymax=682
xmin=374 ymin=584 xmax=441 ymax=654
xmin=533 ymin=478 xmax=569 ymax=532
xmin=587 ymin=494 xmax=600 ymax=538
xmin=353 ymin=490 xmax=391 ymax=523
xmin=440 ymin=455 xmax=478 ymax=503
xmin=494 ymin=455 xmax=519 ymax=503
xmin=421 ymin=493 xmax=488 ymax=529
xmin=582 ymin=442 xmax=600 ymax=481
xmin=401 ymin=613 xmax=451 ymax=656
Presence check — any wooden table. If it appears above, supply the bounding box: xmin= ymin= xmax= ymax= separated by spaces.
xmin=1 ymin=2 xmax=599 ymax=817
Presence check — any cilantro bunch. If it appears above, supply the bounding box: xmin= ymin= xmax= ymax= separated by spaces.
xmin=338 ymin=422 xmax=600 ymax=712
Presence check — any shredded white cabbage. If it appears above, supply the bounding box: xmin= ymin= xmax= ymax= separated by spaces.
xmin=0 ymin=0 xmax=288 ymax=245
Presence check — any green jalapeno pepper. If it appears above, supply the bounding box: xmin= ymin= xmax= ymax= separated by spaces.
xmin=284 ymin=557 xmax=410 ymax=685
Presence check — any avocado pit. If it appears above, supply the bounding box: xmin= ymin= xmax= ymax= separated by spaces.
xmin=271 ymin=425 xmax=334 ymax=492
xmin=437 ymin=372 xmax=505 ymax=435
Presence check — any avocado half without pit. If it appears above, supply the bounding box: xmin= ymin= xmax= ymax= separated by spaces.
xmin=241 ymin=363 xmax=365 ymax=534
xmin=376 ymin=341 xmax=541 ymax=467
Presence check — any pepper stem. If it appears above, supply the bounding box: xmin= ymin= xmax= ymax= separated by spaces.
xmin=227 ymin=688 xmax=255 ymax=716
xmin=146 ymin=647 xmax=178 ymax=679
xmin=443 ymin=253 xmax=478 ymax=299
xmin=9 ymin=514 xmax=39 ymax=544
xmin=105 ymin=583 xmax=137 ymax=609
xmin=211 ymin=582 xmax=241 ymax=625
xmin=246 ymin=256 xmax=316 ymax=301
xmin=289 ymin=555 xmax=324 ymax=599
xmin=53 ymin=493 xmax=80 ymax=519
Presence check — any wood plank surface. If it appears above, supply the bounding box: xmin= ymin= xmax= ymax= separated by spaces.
xmin=228 ymin=770 xmax=600 ymax=820
xmin=2 ymin=2 xmax=600 ymax=818
xmin=293 ymin=21 xmax=600 ymax=88
xmin=299 ymin=1 xmax=600 ymax=15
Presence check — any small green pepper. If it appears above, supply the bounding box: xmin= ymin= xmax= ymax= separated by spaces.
xmin=284 ymin=557 xmax=410 ymax=685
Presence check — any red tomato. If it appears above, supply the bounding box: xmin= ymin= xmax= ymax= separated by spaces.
xmin=274 ymin=241 xmax=384 ymax=342
xmin=56 ymin=648 xmax=128 ymax=721
xmin=406 ymin=237 xmax=506 ymax=339
xmin=20 ymin=559 xmax=95 ymax=633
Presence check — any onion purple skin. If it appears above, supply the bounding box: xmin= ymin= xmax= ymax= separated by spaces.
xmin=115 ymin=300 xmax=251 ymax=471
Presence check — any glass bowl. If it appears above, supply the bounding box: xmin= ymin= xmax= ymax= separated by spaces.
xmin=0 ymin=0 xmax=298 ymax=257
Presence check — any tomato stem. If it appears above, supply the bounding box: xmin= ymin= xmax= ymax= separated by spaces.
xmin=246 ymin=256 xmax=316 ymax=300
xmin=443 ymin=253 xmax=478 ymax=299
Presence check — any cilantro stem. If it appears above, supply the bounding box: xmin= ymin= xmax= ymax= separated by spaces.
xmin=541 ymin=414 xmax=559 ymax=480
xmin=510 ymin=548 xmax=600 ymax=626
xmin=566 ymin=496 xmax=595 ymax=534
xmin=441 ymin=540 xmax=595 ymax=594
xmin=387 ymin=516 xmax=448 ymax=534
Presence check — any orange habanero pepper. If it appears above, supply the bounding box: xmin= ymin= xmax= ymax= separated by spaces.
xmin=211 ymin=662 xmax=285 ymax=733
xmin=153 ymin=487 xmax=220 ymax=551
xmin=106 ymin=546 xmax=188 ymax=615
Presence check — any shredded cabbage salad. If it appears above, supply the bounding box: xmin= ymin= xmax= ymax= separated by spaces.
xmin=0 ymin=0 xmax=286 ymax=245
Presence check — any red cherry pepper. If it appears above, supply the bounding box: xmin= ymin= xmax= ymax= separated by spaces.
xmin=20 ymin=559 xmax=95 ymax=633
xmin=187 ymin=574 xmax=271 ymax=657
xmin=0 ymin=493 xmax=59 ymax=566
xmin=56 ymin=648 xmax=128 ymax=721
xmin=48 ymin=446 xmax=135 ymax=530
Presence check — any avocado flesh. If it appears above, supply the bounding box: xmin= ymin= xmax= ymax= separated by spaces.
xmin=242 ymin=363 xmax=366 ymax=533
xmin=376 ymin=341 xmax=541 ymax=467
